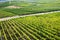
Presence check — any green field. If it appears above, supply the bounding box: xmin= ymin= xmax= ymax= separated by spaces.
xmin=0 ymin=0 xmax=60 ymax=40
xmin=0 ymin=12 xmax=60 ymax=40
xmin=0 ymin=10 xmax=16 ymax=18
xmin=0 ymin=1 xmax=60 ymax=18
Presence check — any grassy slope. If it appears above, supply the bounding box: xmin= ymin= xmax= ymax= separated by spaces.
xmin=2 ymin=2 xmax=60 ymax=14
xmin=17 ymin=0 xmax=60 ymax=3
xmin=0 ymin=2 xmax=12 ymax=7
xmin=0 ymin=12 xmax=60 ymax=40
xmin=0 ymin=1 xmax=60 ymax=18
xmin=0 ymin=10 xmax=16 ymax=18
xmin=1 ymin=3 xmax=60 ymax=16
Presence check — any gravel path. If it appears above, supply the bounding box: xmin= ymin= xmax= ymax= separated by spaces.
xmin=0 ymin=11 xmax=60 ymax=21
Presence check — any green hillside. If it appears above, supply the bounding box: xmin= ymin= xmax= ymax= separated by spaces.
xmin=0 ymin=12 xmax=60 ymax=40
xmin=0 ymin=0 xmax=60 ymax=40
xmin=0 ymin=10 xmax=16 ymax=18
xmin=0 ymin=1 xmax=60 ymax=18
xmin=19 ymin=0 xmax=60 ymax=3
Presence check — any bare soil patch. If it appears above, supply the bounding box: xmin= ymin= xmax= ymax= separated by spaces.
xmin=5 ymin=5 xmax=22 ymax=9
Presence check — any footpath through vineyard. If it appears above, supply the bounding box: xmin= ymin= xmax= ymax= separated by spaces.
xmin=0 ymin=11 xmax=60 ymax=21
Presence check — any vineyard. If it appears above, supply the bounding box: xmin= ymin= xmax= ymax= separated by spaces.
xmin=0 ymin=12 xmax=60 ymax=40
xmin=0 ymin=0 xmax=60 ymax=40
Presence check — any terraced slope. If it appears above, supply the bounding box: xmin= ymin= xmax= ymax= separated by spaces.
xmin=0 ymin=12 xmax=60 ymax=40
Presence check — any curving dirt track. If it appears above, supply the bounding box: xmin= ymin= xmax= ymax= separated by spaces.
xmin=0 ymin=11 xmax=60 ymax=21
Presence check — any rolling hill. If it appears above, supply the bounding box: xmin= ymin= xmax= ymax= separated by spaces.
xmin=0 ymin=12 xmax=60 ymax=40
